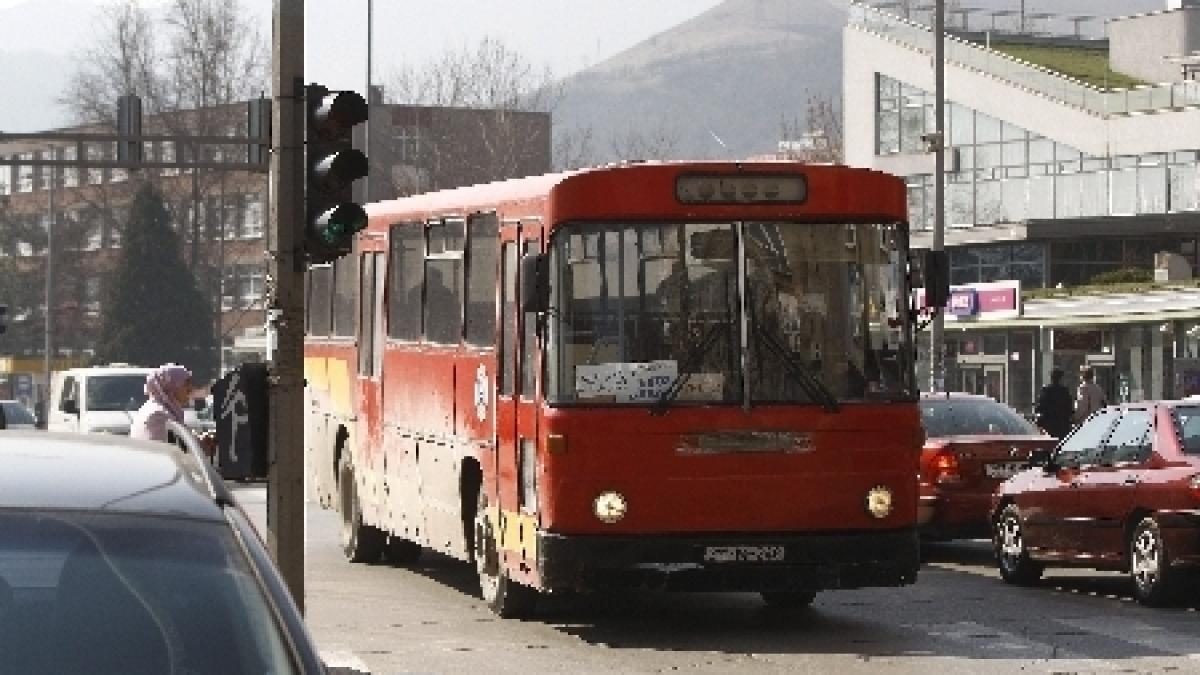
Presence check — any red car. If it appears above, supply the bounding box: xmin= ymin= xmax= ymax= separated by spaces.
xmin=918 ymin=393 xmax=1057 ymax=540
xmin=993 ymin=400 xmax=1200 ymax=606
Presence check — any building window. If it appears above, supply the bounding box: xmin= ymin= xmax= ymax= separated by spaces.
xmin=17 ymin=153 xmax=34 ymax=193
xmin=394 ymin=126 xmax=421 ymax=163
xmin=83 ymin=277 xmax=101 ymax=315
xmin=0 ymin=159 xmax=11 ymax=195
xmin=242 ymin=192 xmax=264 ymax=239
xmin=161 ymin=141 xmax=179 ymax=177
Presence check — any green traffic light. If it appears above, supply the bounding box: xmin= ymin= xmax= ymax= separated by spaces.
xmin=314 ymin=203 xmax=368 ymax=245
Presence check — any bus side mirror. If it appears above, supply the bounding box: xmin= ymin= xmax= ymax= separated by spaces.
xmin=521 ymin=253 xmax=549 ymax=313
xmin=923 ymin=250 xmax=949 ymax=310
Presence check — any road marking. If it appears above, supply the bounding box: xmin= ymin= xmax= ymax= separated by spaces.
xmin=907 ymin=621 xmax=1115 ymax=671
xmin=1058 ymin=617 xmax=1200 ymax=659
xmin=321 ymin=649 xmax=372 ymax=674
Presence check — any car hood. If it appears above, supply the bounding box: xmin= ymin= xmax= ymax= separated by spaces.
xmin=79 ymin=410 xmax=135 ymax=433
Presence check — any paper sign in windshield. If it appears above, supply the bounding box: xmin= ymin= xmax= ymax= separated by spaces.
xmin=576 ymin=360 xmax=678 ymax=402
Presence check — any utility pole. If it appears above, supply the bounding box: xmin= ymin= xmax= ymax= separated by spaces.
xmin=43 ymin=147 xmax=57 ymax=407
xmin=930 ymin=0 xmax=946 ymax=392
xmin=269 ymin=0 xmax=306 ymax=610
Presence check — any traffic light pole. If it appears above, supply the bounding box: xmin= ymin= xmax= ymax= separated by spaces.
xmin=269 ymin=0 xmax=306 ymax=611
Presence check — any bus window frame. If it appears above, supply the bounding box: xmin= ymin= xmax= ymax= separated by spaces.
xmin=422 ymin=217 xmax=467 ymax=346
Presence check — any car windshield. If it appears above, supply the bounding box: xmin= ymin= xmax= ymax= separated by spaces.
xmin=0 ymin=511 xmax=297 ymax=674
xmin=86 ymin=375 xmax=149 ymax=412
xmin=546 ymin=221 xmax=915 ymax=406
xmin=1 ymin=402 xmax=36 ymax=426
xmin=921 ymin=397 xmax=1037 ymax=437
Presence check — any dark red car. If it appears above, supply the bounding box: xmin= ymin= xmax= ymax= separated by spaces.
xmin=993 ymin=400 xmax=1200 ymax=606
xmin=918 ymin=393 xmax=1057 ymax=540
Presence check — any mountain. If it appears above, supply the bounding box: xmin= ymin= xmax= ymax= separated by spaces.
xmin=556 ymin=0 xmax=850 ymax=162
xmin=553 ymin=0 xmax=1163 ymax=163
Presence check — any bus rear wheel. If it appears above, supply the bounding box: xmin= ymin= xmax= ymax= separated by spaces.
xmin=385 ymin=536 xmax=422 ymax=565
xmin=473 ymin=490 xmax=537 ymax=618
xmin=339 ymin=454 xmax=385 ymax=563
xmin=760 ymin=591 xmax=817 ymax=609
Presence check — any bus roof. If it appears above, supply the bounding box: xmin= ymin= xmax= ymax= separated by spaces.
xmin=363 ymin=161 xmax=905 ymax=232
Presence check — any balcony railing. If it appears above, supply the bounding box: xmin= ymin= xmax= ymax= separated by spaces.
xmin=849 ymin=2 xmax=1200 ymax=117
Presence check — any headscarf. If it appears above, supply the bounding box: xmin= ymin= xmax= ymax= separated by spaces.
xmin=145 ymin=364 xmax=192 ymax=423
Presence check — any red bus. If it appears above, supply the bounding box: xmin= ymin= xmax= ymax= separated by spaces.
xmin=304 ymin=161 xmax=928 ymax=617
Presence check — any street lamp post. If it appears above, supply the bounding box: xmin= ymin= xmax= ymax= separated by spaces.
xmin=43 ymin=147 xmax=56 ymax=408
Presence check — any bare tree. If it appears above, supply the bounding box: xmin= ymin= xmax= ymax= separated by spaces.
xmin=778 ymin=91 xmax=844 ymax=164
xmin=607 ymin=120 xmax=682 ymax=163
xmin=383 ymin=37 xmax=561 ymax=197
xmin=53 ymin=0 xmax=268 ymax=367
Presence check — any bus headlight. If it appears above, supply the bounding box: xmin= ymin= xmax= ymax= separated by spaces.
xmin=866 ymin=485 xmax=893 ymax=519
xmin=593 ymin=491 xmax=628 ymax=524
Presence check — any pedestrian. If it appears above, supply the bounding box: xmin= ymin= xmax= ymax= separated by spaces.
xmin=1034 ymin=367 xmax=1074 ymax=439
xmin=1074 ymin=365 xmax=1106 ymax=424
xmin=130 ymin=363 xmax=215 ymax=454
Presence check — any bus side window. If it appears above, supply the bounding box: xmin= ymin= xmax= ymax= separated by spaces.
xmin=331 ymin=255 xmax=358 ymax=337
xmin=305 ymin=265 xmax=333 ymax=337
xmin=387 ymin=223 xmax=423 ymax=341
xmin=465 ymin=214 xmax=499 ymax=348
xmin=500 ymin=243 xmax=518 ymax=396
xmin=520 ymin=239 xmax=541 ymax=398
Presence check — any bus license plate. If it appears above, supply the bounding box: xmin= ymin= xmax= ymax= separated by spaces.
xmin=703 ymin=545 xmax=785 ymax=563
xmin=984 ymin=461 xmax=1025 ymax=479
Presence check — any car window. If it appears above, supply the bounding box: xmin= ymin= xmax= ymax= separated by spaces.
xmin=920 ymin=398 xmax=1037 ymax=437
xmin=0 ymin=511 xmax=298 ymax=674
xmin=1101 ymin=409 xmax=1153 ymax=465
xmin=1 ymin=403 xmax=35 ymax=426
xmin=1172 ymin=405 xmax=1200 ymax=455
xmin=85 ymin=375 xmax=149 ymax=412
xmin=1056 ymin=408 xmax=1119 ymax=469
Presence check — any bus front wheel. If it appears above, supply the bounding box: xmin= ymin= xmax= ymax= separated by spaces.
xmin=473 ymin=490 xmax=537 ymax=618
xmin=339 ymin=454 xmax=385 ymax=563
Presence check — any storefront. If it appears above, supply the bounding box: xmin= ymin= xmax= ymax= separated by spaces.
xmin=918 ymin=282 xmax=1200 ymax=416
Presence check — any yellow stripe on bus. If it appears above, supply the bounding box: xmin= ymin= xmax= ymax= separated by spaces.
xmin=497 ymin=508 xmax=539 ymax=562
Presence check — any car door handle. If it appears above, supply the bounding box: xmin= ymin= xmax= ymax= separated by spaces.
xmin=1124 ymin=476 xmax=1140 ymax=485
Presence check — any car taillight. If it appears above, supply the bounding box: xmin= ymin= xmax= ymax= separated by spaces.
xmin=1190 ymin=475 xmax=1200 ymax=501
xmin=932 ymin=450 xmax=961 ymax=484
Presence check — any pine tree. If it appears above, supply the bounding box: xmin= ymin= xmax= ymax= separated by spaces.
xmin=96 ymin=183 xmax=217 ymax=383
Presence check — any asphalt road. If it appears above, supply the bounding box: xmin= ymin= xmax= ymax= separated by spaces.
xmin=232 ymin=485 xmax=1200 ymax=675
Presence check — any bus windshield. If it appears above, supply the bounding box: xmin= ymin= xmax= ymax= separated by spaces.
xmin=547 ymin=222 xmax=916 ymax=406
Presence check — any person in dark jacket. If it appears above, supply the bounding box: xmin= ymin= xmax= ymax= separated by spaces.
xmin=1035 ymin=367 xmax=1074 ymax=439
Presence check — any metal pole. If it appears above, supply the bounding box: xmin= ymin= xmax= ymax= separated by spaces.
xmin=269 ymin=0 xmax=306 ymax=610
xmin=365 ymin=0 xmax=372 ymax=203
xmin=43 ymin=147 xmax=56 ymax=406
xmin=931 ymin=0 xmax=946 ymax=392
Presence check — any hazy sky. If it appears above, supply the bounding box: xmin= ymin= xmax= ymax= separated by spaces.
xmin=0 ymin=0 xmax=726 ymax=89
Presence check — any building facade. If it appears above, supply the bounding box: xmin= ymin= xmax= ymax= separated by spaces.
xmin=0 ymin=101 xmax=551 ymax=410
xmin=846 ymin=1 xmax=1200 ymax=414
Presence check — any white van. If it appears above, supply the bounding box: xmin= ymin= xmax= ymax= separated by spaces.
xmin=47 ymin=365 xmax=154 ymax=435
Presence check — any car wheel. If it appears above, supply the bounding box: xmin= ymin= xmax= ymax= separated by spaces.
xmin=1130 ymin=517 xmax=1177 ymax=607
xmin=760 ymin=591 xmax=817 ymax=609
xmin=338 ymin=454 xmax=385 ymax=563
xmin=994 ymin=504 xmax=1043 ymax=586
xmin=385 ymin=536 xmax=422 ymax=565
xmin=473 ymin=490 xmax=537 ymax=618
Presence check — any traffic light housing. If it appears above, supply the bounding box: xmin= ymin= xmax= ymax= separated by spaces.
xmin=304 ymin=84 xmax=369 ymax=264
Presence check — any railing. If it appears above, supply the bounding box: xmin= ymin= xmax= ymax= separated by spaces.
xmin=849 ymin=2 xmax=1200 ymax=117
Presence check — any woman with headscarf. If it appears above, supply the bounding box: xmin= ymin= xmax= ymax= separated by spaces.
xmin=129 ymin=364 xmax=211 ymax=451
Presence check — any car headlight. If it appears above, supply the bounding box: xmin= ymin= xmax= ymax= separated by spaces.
xmin=593 ymin=491 xmax=628 ymax=524
xmin=866 ymin=485 xmax=893 ymax=519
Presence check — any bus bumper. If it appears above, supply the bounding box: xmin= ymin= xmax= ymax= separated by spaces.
xmin=537 ymin=528 xmax=919 ymax=593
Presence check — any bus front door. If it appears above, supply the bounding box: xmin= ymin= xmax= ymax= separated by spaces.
xmin=495 ymin=225 xmax=542 ymax=580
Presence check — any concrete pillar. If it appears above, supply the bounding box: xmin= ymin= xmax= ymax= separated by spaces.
xmin=1151 ymin=327 xmax=1165 ymax=400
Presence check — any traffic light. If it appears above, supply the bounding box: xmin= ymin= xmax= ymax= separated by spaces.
xmin=304 ymin=84 xmax=369 ymax=264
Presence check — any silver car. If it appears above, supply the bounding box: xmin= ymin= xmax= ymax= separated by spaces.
xmin=0 ymin=427 xmax=324 ymax=674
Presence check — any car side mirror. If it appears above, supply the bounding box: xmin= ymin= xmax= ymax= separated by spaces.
xmin=923 ymin=249 xmax=950 ymax=310
xmin=63 ymin=399 xmax=79 ymax=416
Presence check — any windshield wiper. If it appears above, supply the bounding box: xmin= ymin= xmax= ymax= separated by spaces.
xmin=752 ymin=323 xmax=840 ymax=413
xmin=650 ymin=320 xmax=730 ymax=416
